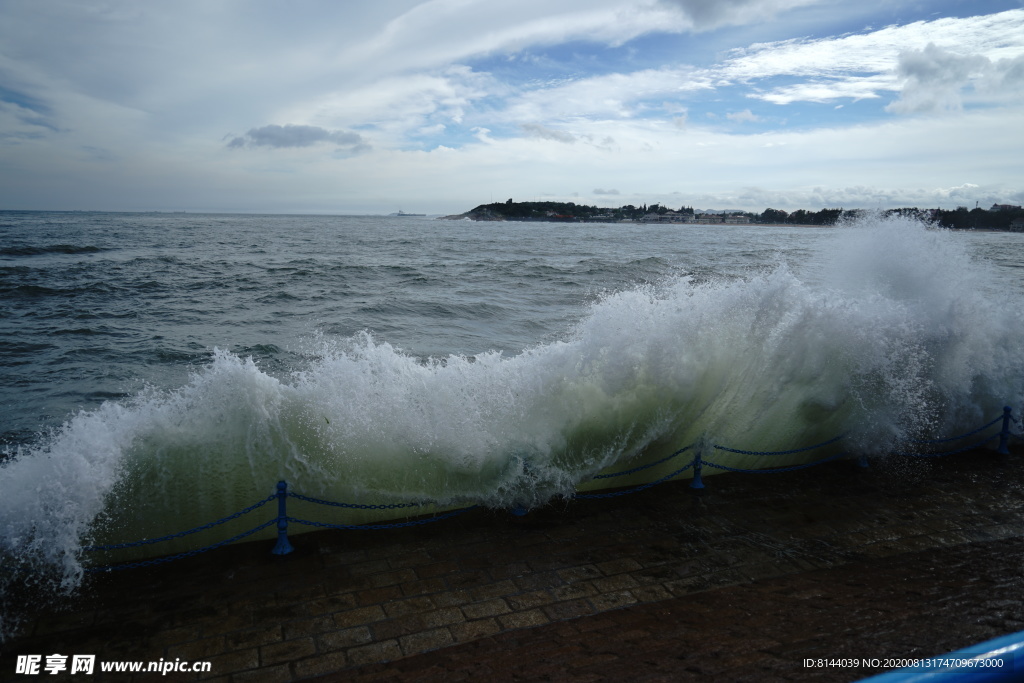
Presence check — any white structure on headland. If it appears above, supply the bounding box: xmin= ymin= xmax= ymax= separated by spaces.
xmin=640 ymin=212 xmax=750 ymax=224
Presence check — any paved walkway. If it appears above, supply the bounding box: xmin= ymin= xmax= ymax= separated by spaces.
xmin=332 ymin=535 xmax=1024 ymax=683
xmin=5 ymin=446 xmax=1024 ymax=682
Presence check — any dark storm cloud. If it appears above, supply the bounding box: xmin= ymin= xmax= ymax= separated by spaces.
xmin=228 ymin=124 xmax=369 ymax=151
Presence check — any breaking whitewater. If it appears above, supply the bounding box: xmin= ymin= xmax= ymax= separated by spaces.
xmin=1 ymin=211 xmax=1022 ymax=639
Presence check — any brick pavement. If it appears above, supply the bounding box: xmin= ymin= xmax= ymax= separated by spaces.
xmin=331 ymin=535 xmax=1024 ymax=682
xmin=4 ymin=447 xmax=1024 ymax=681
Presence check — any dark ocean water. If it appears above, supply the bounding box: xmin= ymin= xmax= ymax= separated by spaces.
xmin=0 ymin=211 xmax=828 ymax=444
xmin=1 ymin=210 xmax=1023 ymax=629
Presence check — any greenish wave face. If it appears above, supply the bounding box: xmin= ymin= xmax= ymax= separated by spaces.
xmin=2 ymin=214 xmax=1022 ymax=636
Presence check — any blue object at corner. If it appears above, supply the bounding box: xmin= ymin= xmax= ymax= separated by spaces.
xmin=858 ymin=630 xmax=1024 ymax=682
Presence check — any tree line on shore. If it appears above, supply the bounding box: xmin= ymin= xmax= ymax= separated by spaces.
xmin=463 ymin=200 xmax=1024 ymax=230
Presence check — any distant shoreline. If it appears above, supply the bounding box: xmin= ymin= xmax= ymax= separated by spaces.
xmin=439 ymin=200 xmax=1024 ymax=232
xmin=436 ymin=215 xmax=1020 ymax=232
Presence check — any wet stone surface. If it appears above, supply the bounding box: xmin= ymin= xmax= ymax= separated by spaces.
xmin=334 ymin=535 xmax=1024 ymax=682
xmin=4 ymin=447 xmax=1024 ymax=682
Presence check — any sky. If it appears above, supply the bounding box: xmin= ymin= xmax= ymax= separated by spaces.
xmin=1 ymin=0 xmax=1022 ymax=214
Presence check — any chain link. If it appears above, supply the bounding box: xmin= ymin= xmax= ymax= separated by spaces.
xmin=82 ymin=494 xmax=276 ymax=552
xmin=575 ymin=461 xmax=696 ymax=499
xmin=590 ymin=444 xmax=693 ymax=480
xmin=286 ymin=507 xmax=477 ymax=531
xmin=702 ymin=451 xmax=850 ymax=474
xmin=85 ymin=519 xmax=277 ymax=572
xmin=713 ymin=434 xmax=846 ymax=457
xmin=287 ymin=492 xmax=426 ymax=510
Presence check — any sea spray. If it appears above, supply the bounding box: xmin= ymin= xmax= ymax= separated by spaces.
xmin=1 ymin=214 xmax=1022 ymax=639
xmin=815 ymin=214 xmax=1021 ymax=435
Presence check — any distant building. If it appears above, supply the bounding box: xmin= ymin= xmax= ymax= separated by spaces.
xmin=642 ymin=211 xmax=695 ymax=223
xmin=640 ymin=212 xmax=749 ymax=225
xmin=1010 ymin=218 xmax=1024 ymax=231
xmin=991 ymin=204 xmax=1022 ymax=211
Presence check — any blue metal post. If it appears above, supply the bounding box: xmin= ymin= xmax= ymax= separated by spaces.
xmin=997 ymin=406 xmax=1012 ymax=455
xmin=690 ymin=449 xmax=704 ymax=489
xmin=272 ymin=480 xmax=293 ymax=556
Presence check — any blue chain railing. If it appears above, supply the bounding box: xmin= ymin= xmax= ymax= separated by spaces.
xmin=679 ymin=406 xmax=1016 ymax=489
xmin=78 ymin=406 xmax=1019 ymax=571
xmin=82 ymin=494 xmax=276 ymax=553
xmin=81 ymin=481 xmax=476 ymax=571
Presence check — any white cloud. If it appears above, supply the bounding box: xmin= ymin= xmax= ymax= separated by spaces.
xmin=333 ymin=0 xmax=688 ymax=76
xmin=302 ymin=0 xmax=821 ymax=132
xmin=701 ymin=183 xmax=1001 ymax=212
xmin=725 ymin=109 xmax=760 ymax=122
xmin=887 ymin=44 xmax=1024 ymax=114
xmin=475 ymin=8 xmax=1024 ymax=137
xmin=500 ymin=67 xmax=714 ymax=124
xmin=287 ymin=66 xmax=501 ymax=145
xmin=725 ymin=9 xmax=1024 ymax=106
xmin=725 ymin=10 xmax=1024 ymax=81
xmin=754 ymin=76 xmax=890 ymax=104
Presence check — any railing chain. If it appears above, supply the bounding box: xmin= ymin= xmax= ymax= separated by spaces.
xmin=75 ymin=407 xmax=1016 ymax=569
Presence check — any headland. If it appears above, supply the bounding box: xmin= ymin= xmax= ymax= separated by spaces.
xmin=440 ymin=200 xmax=1024 ymax=231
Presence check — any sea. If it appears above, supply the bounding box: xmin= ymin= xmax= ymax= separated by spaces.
xmin=1 ymin=210 xmax=1023 ymax=634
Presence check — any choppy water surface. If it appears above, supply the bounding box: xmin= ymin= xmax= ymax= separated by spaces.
xmin=1 ymin=210 xmax=1023 ymax=635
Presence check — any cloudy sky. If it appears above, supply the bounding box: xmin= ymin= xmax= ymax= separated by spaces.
xmin=1 ymin=0 xmax=1022 ymax=214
